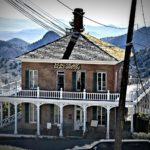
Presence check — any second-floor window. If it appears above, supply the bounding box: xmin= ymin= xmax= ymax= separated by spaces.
xmin=29 ymin=70 xmax=38 ymax=89
xmin=76 ymin=71 xmax=85 ymax=91
xmin=97 ymin=72 xmax=107 ymax=91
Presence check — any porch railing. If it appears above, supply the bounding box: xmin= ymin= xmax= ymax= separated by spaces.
xmin=15 ymin=88 xmax=120 ymax=101
xmin=0 ymin=111 xmax=22 ymax=128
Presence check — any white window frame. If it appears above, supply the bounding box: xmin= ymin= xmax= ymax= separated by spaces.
xmin=97 ymin=72 xmax=107 ymax=92
xmin=76 ymin=71 xmax=85 ymax=91
xmin=29 ymin=70 xmax=38 ymax=89
xmin=29 ymin=104 xmax=37 ymax=124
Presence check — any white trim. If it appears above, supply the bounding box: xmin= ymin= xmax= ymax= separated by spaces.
xmin=29 ymin=70 xmax=38 ymax=90
xmin=74 ymin=106 xmax=83 ymax=130
xmin=17 ymin=58 xmax=120 ymax=65
xmin=97 ymin=72 xmax=107 ymax=92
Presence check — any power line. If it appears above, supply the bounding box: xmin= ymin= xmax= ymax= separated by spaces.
xmin=5 ymin=0 xmax=66 ymax=36
xmin=132 ymin=46 xmax=149 ymax=101
xmin=16 ymin=0 xmax=66 ymax=34
xmin=57 ymin=0 xmax=128 ymax=30
xmin=26 ymin=0 xmax=70 ymax=29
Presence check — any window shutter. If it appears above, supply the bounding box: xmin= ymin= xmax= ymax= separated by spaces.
xmin=72 ymin=72 xmax=76 ymax=91
xmin=93 ymin=72 xmax=97 ymax=92
xmin=25 ymin=70 xmax=29 ymax=89
xmin=92 ymin=106 xmax=97 ymax=120
xmin=25 ymin=103 xmax=29 ymax=123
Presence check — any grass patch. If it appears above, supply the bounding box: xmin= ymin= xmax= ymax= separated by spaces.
xmin=0 ymin=145 xmax=27 ymax=150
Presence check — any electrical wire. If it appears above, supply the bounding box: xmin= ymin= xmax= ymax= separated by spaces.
xmin=132 ymin=46 xmax=149 ymax=102
xmin=5 ymin=0 xmax=66 ymax=36
xmin=16 ymin=0 xmax=66 ymax=34
xmin=26 ymin=0 xmax=70 ymax=29
xmin=57 ymin=0 xmax=128 ymax=30
xmin=140 ymin=0 xmax=150 ymax=40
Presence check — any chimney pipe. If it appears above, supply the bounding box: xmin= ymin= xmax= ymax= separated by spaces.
xmin=70 ymin=8 xmax=84 ymax=32
xmin=63 ymin=8 xmax=84 ymax=59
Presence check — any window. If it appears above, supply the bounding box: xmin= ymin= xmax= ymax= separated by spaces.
xmin=76 ymin=71 xmax=85 ymax=91
xmin=54 ymin=105 xmax=60 ymax=124
xmin=57 ymin=72 xmax=64 ymax=90
xmin=97 ymin=72 xmax=107 ymax=91
xmin=29 ymin=104 xmax=37 ymax=123
xmin=29 ymin=70 xmax=38 ymax=89
xmin=97 ymin=106 xmax=106 ymax=125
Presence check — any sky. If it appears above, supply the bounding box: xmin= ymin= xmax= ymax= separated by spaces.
xmin=0 ymin=0 xmax=150 ymax=31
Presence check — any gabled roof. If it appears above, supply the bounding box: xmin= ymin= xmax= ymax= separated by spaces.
xmin=18 ymin=33 xmax=124 ymax=62
xmin=83 ymin=33 xmax=125 ymax=61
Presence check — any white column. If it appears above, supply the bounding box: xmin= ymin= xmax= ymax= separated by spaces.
xmin=59 ymin=105 xmax=63 ymax=137
xmin=83 ymin=106 xmax=87 ymax=135
xmin=106 ymin=106 xmax=110 ymax=139
xmin=14 ymin=103 xmax=18 ymax=134
xmin=8 ymin=103 xmax=10 ymax=118
xmin=37 ymin=103 xmax=40 ymax=136
xmin=130 ymin=107 xmax=135 ymax=133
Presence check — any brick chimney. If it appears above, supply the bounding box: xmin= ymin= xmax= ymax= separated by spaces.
xmin=70 ymin=8 xmax=84 ymax=32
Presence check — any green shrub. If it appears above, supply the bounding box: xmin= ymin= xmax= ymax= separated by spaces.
xmin=132 ymin=132 xmax=150 ymax=139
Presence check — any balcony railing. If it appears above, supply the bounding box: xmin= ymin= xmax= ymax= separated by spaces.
xmin=13 ymin=88 xmax=120 ymax=101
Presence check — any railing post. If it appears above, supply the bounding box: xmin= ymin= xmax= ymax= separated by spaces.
xmin=107 ymin=90 xmax=110 ymax=101
xmin=60 ymin=88 xmax=63 ymax=99
xmin=15 ymin=81 xmax=18 ymax=97
xmin=83 ymin=89 xmax=86 ymax=99
xmin=37 ymin=86 xmax=39 ymax=98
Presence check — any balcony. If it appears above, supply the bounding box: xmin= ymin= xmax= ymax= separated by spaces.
xmin=0 ymin=82 xmax=120 ymax=102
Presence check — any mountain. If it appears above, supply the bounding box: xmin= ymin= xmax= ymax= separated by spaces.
xmin=0 ymin=28 xmax=47 ymax=43
xmin=0 ymin=39 xmax=29 ymax=58
xmin=8 ymin=38 xmax=29 ymax=48
xmin=0 ymin=31 xmax=60 ymax=58
xmin=102 ymin=27 xmax=150 ymax=52
xmin=85 ymin=25 xmax=127 ymax=38
xmin=28 ymin=31 xmax=60 ymax=50
xmin=129 ymin=47 xmax=150 ymax=78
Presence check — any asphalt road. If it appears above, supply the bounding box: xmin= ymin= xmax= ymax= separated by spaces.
xmin=0 ymin=137 xmax=94 ymax=150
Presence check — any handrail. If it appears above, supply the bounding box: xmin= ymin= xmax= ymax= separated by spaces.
xmin=127 ymin=78 xmax=150 ymax=103
xmin=0 ymin=112 xmax=22 ymax=128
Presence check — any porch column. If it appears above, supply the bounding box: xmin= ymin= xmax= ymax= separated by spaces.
xmin=106 ymin=106 xmax=110 ymax=139
xmin=130 ymin=107 xmax=135 ymax=133
xmin=83 ymin=106 xmax=87 ymax=135
xmin=14 ymin=102 xmax=18 ymax=134
xmin=8 ymin=103 xmax=10 ymax=118
xmin=36 ymin=103 xmax=40 ymax=136
xmin=59 ymin=104 xmax=63 ymax=137
xmin=0 ymin=102 xmax=3 ymax=126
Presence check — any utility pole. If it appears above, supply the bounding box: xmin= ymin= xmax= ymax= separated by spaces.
xmin=114 ymin=0 xmax=137 ymax=150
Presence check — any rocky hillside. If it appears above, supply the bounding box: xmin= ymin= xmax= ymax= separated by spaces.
xmin=129 ymin=47 xmax=150 ymax=78
xmin=0 ymin=38 xmax=29 ymax=58
xmin=28 ymin=31 xmax=60 ymax=50
xmin=102 ymin=27 xmax=150 ymax=52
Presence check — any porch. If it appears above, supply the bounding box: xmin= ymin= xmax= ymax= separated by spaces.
xmin=0 ymin=82 xmax=135 ymax=139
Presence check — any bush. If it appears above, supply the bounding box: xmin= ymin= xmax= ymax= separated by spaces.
xmin=132 ymin=132 xmax=150 ymax=139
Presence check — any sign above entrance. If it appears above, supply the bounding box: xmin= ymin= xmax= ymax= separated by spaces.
xmin=54 ymin=63 xmax=81 ymax=70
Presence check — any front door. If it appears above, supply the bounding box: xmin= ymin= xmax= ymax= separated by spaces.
xmin=74 ymin=106 xmax=83 ymax=130
xmin=57 ymin=72 xmax=64 ymax=90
